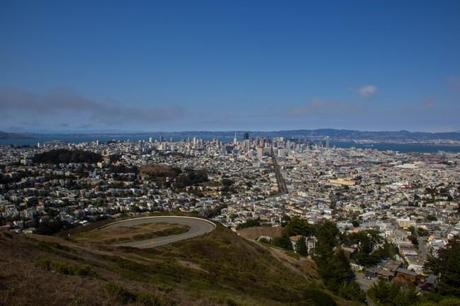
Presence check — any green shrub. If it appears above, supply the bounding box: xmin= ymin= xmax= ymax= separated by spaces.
xmin=105 ymin=282 xmax=137 ymax=304
xmin=35 ymin=257 xmax=94 ymax=276
xmin=105 ymin=282 xmax=164 ymax=305
xmin=368 ymin=280 xmax=418 ymax=306
xmin=303 ymin=288 xmax=337 ymax=306
xmin=337 ymin=281 xmax=366 ymax=302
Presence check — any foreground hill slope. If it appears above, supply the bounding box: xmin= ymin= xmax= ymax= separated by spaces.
xmin=0 ymin=225 xmax=355 ymax=306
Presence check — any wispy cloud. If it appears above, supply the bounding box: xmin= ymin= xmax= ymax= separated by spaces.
xmin=0 ymin=87 xmax=185 ymax=129
xmin=356 ymin=85 xmax=378 ymax=97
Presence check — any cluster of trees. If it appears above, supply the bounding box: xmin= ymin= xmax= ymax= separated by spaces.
xmin=221 ymin=178 xmax=236 ymax=194
xmin=295 ymin=235 xmax=308 ymax=256
xmin=367 ymin=238 xmax=460 ymax=306
xmin=368 ymin=280 xmax=417 ymax=306
xmin=312 ymin=220 xmax=366 ymax=302
xmin=108 ymin=164 xmax=139 ymax=174
xmin=272 ymin=234 xmax=293 ymax=250
xmin=343 ymin=230 xmax=399 ymax=267
xmin=282 ymin=216 xmax=315 ymax=237
xmin=271 ymin=217 xmax=314 ymax=252
xmin=33 ymin=149 xmax=102 ymax=164
xmin=140 ymin=164 xmax=208 ymax=189
xmin=202 ymin=203 xmax=227 ymax=219
xmin=0 ymin=171 xmax=33 ymax=185
xmin=271 ymin=218 xmax=460 ymax=305
xmin=368 ymin=282 xmax=460 ymax=306
xmin=236 ymin=218 xmax=261 ymax=229
xmin=35 ymin=217 xmax=68 ymax=235
xmin=269 ymin=217 xmax=365 ymax=302
xmin=139 ymin=164 xmax=181 ymax=179
xmin=425 ymin=238 xmax=460 ymax=297
xmin=175 ymin=169 xmax=208 ymax=189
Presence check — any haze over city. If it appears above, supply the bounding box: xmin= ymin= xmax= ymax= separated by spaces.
xmin=1 ymin=0 xmax=460 ymax=132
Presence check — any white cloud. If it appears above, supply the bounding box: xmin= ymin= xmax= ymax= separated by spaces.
xmin=356 ymin=85 xmax=378 ymax=97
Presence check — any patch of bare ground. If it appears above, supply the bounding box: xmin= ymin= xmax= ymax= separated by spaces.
xmin=268 ymin=246 xmax=320 ymax=280
xmin=236 ymin=226 xmax=282 ymax=240
xmin=177 ymin=259 xmax=209 ymax=274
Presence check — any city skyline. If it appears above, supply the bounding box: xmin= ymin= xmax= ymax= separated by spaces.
xmin=1 ymin=0 xmax=460 ymax=132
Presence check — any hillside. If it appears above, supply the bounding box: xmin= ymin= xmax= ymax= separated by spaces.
xmin=0 ymin=224 xmax=357 ymax=306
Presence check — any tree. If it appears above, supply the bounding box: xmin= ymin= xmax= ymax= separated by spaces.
xmin=425 ymin=238 xmax=460 ymax=297
xmin=367 ymin=280 xmax=418 ymax=306
xmin=346 ymin=230 xmax=384 ymax=266
xmin=283 ymin=217 xmax=314 ymax=237
xmin=236 ymin=219 xmax=261 ymax=229
xmin=327 ymin=248 xmax=355 ymax=290
xmin=312 ymin=221 xmax=363 ymax=300
xmin=417 ymin=227 xmax=429 ymax=237
xmin=313 ymin=220 xmax=340 ymax=262
xmin=296 ymin=236 xmax=308 ymax=256
xmin=408 ymin=234 xmax=418 ymax=246
xmin=273 ymin=234 xmax=293 ymax=250
xmin=337 ymin=281 xmax=366 ymax=303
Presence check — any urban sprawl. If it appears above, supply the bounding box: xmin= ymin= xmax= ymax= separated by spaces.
xmin=1 ymin=135 xmax=459 ymax=290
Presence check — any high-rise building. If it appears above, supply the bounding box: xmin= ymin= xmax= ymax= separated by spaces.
xmin=256 ymin=147 xmax=264 ymax=160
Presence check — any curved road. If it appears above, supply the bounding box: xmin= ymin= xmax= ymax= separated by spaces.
xmin=100 ymin=216 xmax=216 ymax=249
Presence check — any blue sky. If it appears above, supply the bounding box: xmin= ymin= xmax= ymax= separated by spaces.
xmin=1 ymin=0 xmax=460 ymax=132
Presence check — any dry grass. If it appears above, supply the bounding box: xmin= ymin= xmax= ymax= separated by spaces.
xmin=72 ymin=222 xmax=189 ymax=244
xmin=0 ymin=225 xmax=353 ymax=306
xmin=237 ymin=226 xmax=282 ymax=240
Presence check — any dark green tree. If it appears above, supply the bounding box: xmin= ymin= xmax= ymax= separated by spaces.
xmin=337 ymin=281 xmax=366 ymax=303
xmin=367 ymin=280 xmax=418 ymax=306
xmin=283 ymin=217 xmax=314 ymax=237
xmin=346 ymin=230 xmax=383 ymax=266
xmin=425 ymin=238 xmax=460 ymax=297
xmin=295 ymin=236 xmax=308 ymax=256
xmin=273 ymin=234 xmax=293 ymax=250
xmin=313 ymin=220 xmax=339 ymax=263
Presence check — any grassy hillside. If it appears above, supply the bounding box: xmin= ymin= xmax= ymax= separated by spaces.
xmin=0 ymin=224 xmax=358 ymax=306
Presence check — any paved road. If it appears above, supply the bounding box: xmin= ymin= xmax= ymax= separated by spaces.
xmin=101 ymin=216 xmax=216 ymax=249
xmin=270 ymin=146 xmax=288 ymax=194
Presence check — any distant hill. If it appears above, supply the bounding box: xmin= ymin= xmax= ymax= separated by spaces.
xmin=0 ymin=131 xmax=31 ymax=139
xmin=0 ymin=224 xmax=350 ymax=306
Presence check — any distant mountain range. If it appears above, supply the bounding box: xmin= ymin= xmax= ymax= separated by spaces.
xmin=0 ymin=131 xmax=31 ymax=139
xmin=2 ymin=129 xmax=460 ymax=144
